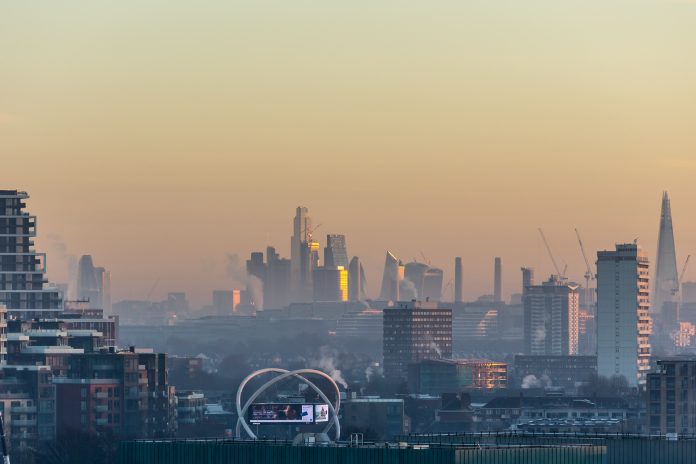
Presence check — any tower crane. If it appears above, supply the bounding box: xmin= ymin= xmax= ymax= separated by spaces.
xmin=538 ymin=228 xmax=564 ymax=279
xmin=575 ymin=228 xmax=596 ymax=308
xmin=674 ymin=255 xmax=691 ymax=296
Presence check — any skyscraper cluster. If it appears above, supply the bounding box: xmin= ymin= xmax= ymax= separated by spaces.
xmin=242 ymin=207 xmax=366 ymax=310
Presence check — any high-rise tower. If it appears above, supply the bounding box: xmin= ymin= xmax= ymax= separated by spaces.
xmin=380 ymin=252 xmax=404 ymax=301
xmin=493 ymin=257 xmax=502 ymax=303
xmin=654 ymin=191 xmax=679 ymax=316
xmin=0 ymin=190 xmax=63 ymax=319
xmin=324 ymin=234 xmax=348 ymax=268
xmin=596 ymin=243 xmax=651 ymax=386
xmin=454 ymin=257 xmax=463 ymax=303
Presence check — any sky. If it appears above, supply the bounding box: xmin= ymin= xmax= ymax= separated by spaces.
xmin=2 ymin=0 xmax=696 ymax=306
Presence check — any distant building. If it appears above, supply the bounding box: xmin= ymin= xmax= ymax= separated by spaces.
xmin=513 ymin=355 xmax=597 ymax=390
xmin=212 ymin=290 xmax=239 ymax=315
xmin=682 ymin=282 xmax=696 ymax=304
xmin=454 ymin=258 xmax=463 ymax=303
xmin=596 ymin=243 xmax=651 ymax=386
xmin=494 ymin=257 xmax=502 ymax=303
xmin=340 ymin=396 xmax=407 ymax=439
xmin=523 ymin=275 xmax=580 ymax=356
xmin=324 ymin=234 xmax=348 ymax=268
xmin=77 ymin=256 xmax=111 ymax=313
xmin=313 ymin=266 xmax=348 ymax=302
xmin=265 ymin=246 xmax=291 ymax=309
xmin=380 ymin=252 xmax=404 ymax=301
xmin=408 ymin=359 xmax=507 ymax=395
xmin=0 ymin=190 xmax=63 ymax=319
xmin=521 ymin=267 xmax=534 ymax=294
xmin=348 ymin=256 xmax=366 ymax=301
xmin=647 ymin=359 xmax=696 ymax=434
xmin=654 ymin=192 xmax=679 ymax=319
xmin=383 ymin=301 xmax=452 ymax=382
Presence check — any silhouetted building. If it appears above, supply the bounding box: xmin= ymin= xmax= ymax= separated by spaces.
xmin=380 ymin=252 xmax=404 ymax=302
xmin=324 ymin=234 xmax=348 ymax=268
xmin=494 ymin=257 xmax=502 ymax=303
xmin=0 ymin=190 xmax=63 ymax=319
xmin=521 ymin=267 xmax=534 ymax=294
xmin=454 ymin=258 xmax=463 ymax=303
xmin=312 ymin=266 xmax=348 ymax=302
xmin=383 ymin=301 xmax=452 ymax=381
xmin=348 ymin=256 xmax=366 ymax=301
xmin=654 ymin=192 xmax=679 ymax=318
xmin=265 ymin=246 xmax=291 ymax=309
xmin=523 ymin=275 xmax=579 ymax=356
xmin=212 ymin=290 xmax=239 ymax=315
xmin=597 ymin=243 xmax=651 ymax=386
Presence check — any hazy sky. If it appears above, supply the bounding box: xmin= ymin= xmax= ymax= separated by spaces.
xmin=2 ymin=1 xmax=696 ymax=306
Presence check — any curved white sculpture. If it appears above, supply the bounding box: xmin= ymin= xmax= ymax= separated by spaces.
xmin=235 ymin=368 xmax=341 ymax=440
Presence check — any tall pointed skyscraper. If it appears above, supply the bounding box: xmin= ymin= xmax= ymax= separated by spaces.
xmin=654 ymin=191 xmax=679 ymax=316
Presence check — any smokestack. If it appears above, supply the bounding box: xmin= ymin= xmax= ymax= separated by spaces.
xmin=348 ymin=256 xmax=362 ymax=301
xmin=454 ymin=257 xmax=463 ymax=303
xmin=521 ymin=267 xmax=534 ymax=295
xmin=494 ymin=257 xmax=502 ymax=303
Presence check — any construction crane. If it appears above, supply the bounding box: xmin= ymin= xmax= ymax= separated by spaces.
xmin=304 ymin=223 xmax=322 ymax=241
xmin=674 ymin=255 xmax=691 ymax=296
xmin=538 ymin=228 xmax=564 ymax=279
xmin=575 ymin=228 xmax=596 ymax=308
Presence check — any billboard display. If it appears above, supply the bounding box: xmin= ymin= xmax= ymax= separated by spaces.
xmin=314 ymin=404 xmax=329 ymax=423
xmin=248 ymin=403 xmax=314 ymax=424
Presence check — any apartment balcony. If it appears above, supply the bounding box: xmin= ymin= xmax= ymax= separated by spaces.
xmin=11 ymin=406 xmax=37 ymax=414
xmin=94 ymin=392 xmax=108 ymax=399
xmin=95 ymin=405 xmax=109 ymax=413
xmin=12 ymin=419 xmax=37 ymax=427
xmin=95 ymin=418 xmax=108 ymax=426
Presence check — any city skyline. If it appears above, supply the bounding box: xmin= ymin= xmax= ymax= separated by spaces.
xmin=3 ymin=1 xmax=696 ymax=306
xmin=11 ymin=189 xmax=694 ymax=307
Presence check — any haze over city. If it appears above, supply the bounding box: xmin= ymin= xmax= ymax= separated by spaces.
xmin=3 ymin=1 xmax=696 ymax=306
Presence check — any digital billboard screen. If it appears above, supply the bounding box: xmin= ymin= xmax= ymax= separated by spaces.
xmin=314 ymin=404 xmax=329 ymax=423
xmin=248 ymin=403 xmax=314 ymax=424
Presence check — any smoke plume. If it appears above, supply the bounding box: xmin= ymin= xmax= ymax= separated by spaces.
xmin=225 ymin=253 xmax=263 ymax=310
xmin=310 ymin=346 xmax=348 ymax=388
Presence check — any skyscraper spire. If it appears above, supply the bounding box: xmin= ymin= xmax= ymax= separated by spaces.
xmin=654 ymin=191 xmax=679 ymax=316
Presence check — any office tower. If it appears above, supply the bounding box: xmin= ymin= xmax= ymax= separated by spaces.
xmin=654 ymin=191 xmax=679 ymax=317
xmin=212 ymin=290 xmax=237 ymax=315
xmin=380 ymin=252 xmax=404 ymax=301
xmin=290 ymin=206 xmax=314 ymax=300
xmin=348 ymin=256 xmax=366 ymax=301
xmin=523 ymin=275 xmax=580 ymax=356
xmin=265 ymin=246 xmax=291 ymax=309
xmin=246 ymin=252 xmax=266 ymax=283
xmin=647 ymin=359 xmax=696 ymax=434
xmin=324 ymin=234 xmax=348 ymax=268
xmin=404 ymin=262 xmax=428 ymax=298
xmin=494 ymin=257 xmax=502 ymax=303
xmin=454 ymin=258 xmax=463 ymax=303
xmin=596 ymin=244 xmax=651 ymax=386
xmin=383 ymin=300 xmax=452 ymax=381
xmin=422 ymin=267 xmax=443 ymax=301
xmin=521 ymin=267 xmax=534 ymax=295
xmin=290 ymin=206 xmax=312 ymax=277
xmin=313 ymin=266 xmax=348 ymax=302
xmin=97 ymin=268 xmax=112 ymax=314
xmin=0 ymin=190 xmax=63 ymax=319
